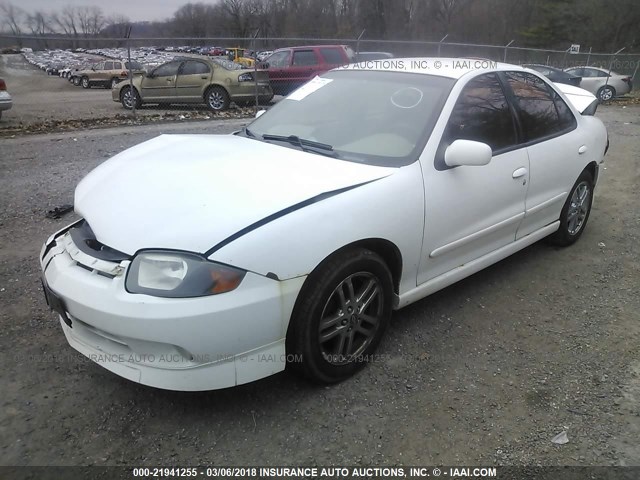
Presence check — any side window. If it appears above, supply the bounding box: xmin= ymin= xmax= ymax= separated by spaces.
xmin=292 ymin=50 xmax=319 ymax=66
xmin=319 ymin=48 xmax=344 ymax=65
xmin=504 ymin=71 xmax=575 ymax=141
xmin=153 ymin=62 xmax=181 ymax=77
xmin=181 ymin=61 xmax=211 ymax=75
xmin=585 ymin=68 xmax=608 ymax=78
xmin=552 ymin=90 xmax=577 ymax=131
xmin=565 ymin=68 xmax=583 ymax=76
xmin=444 ymin=73 xmax=517 ymax=152
xmin=104 ymin=61 xmax=114 ymax=70
xmin=266 ymin=51 xmax=290 ymax=68
xmin=113 ymin=62 xmax=122 ymax=70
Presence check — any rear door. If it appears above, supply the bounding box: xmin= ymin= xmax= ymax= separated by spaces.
xmin=99 ymin=61 xmax=113 ymax=82
xmin=176 ymin=60 xmax=212 ymax=101
xmin=141 ymin=61 xmax=181 ymax=101
xmin=501 ymin=71 xmax=585 ymax=238
xmin=290 ymin=50 xmax=321 ymax=84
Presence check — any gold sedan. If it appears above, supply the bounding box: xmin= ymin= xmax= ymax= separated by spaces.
xmin=113 ymin=57 xmax=273 ymax=111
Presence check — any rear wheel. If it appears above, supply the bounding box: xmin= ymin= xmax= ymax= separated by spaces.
xmin=72 ymin=76 xmax=81 ymax=86
xmin=597 ymin=85 xmax=615 ymax=102
xmin=81 ymin=77 xmax=90 ymax=89
xmin=120 ymin=86 xmax=141 ymax=110
xmin=287 ymin=248 xmax=393 ymax=384
xmin=548 ymin=169 xmax=594 ymax=246
xmin=205 ymin=86 xmax=230 ymax=111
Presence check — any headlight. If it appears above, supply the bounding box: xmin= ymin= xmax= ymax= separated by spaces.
xmin=238 ymin=73 xmax=254 ymax=82
xmin=126 ymin=251 xmax=246 ymax=298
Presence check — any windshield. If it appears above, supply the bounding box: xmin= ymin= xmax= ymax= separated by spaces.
xmin=247 ymin=70 xmax=453 ymax=166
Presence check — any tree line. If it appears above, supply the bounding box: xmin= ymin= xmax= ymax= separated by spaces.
xmin=1 ymin=0 xmax=638 ymax=52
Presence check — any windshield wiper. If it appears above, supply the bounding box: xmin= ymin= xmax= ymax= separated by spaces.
xmin=261 ymin=134 xmax=338 ymax=157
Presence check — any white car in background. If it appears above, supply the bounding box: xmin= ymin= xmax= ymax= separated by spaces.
xmin=0 ymin=78 xmax=12 ymax=119
xmin=564 ymin=66 xmax=633 ymax=101
xmin=40 ymin=59 xmax=608 ymax=391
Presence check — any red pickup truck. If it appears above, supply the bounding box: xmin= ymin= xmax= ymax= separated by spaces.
xmin=262 ymin=45 xmax=354 ymax=96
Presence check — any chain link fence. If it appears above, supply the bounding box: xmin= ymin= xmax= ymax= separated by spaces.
xmin=2 ymin=34 xmax=638 ymax=115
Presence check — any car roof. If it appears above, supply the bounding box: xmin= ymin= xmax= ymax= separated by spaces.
xmin=339 ymin=57 xmax=527 ymax=80
xmin=276 ymin=45 xmax=347 ymax=51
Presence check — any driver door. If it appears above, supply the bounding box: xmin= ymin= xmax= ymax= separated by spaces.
xmin=418 ymin=73 xmax=529 ymax=284
xmin=141 ymin=61 xmax=182 ymax=102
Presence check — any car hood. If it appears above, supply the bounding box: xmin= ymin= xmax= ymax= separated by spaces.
xmin=554 ymin=83 xmax=597 ymax=113
xmin=75 ymin=134 xmax=395 ymax=256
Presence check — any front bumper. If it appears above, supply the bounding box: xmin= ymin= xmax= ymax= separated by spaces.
xmin=40 ymin=229 xmax=305 ymax=391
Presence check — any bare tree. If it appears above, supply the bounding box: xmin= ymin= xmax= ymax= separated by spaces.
xmin=0 ymin=2 xmax=25 ymax=43
xmin=77 ymin=6 xmax=106 ymax=36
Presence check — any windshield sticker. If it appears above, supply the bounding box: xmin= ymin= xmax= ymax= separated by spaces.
xmin=287 ymin=77 xmax=333 ymax=101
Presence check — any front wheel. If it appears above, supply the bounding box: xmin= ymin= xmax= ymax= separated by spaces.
xmin=72 ymin=76 xmax=81 ymax=86
xmin=548 ymin=169 xmax=594 ymax=246
xmin=120 ymin=86 xmax=141 ymax=110
xmin=205 ymin=86 xmax=230 ymax=111
xmin=287 ymin=248 xmax=393 ymax=384
xmin=597 ymin=85 xmax=615 ymax=102
xmin=81 ymin=77 xmax=90 ymax=89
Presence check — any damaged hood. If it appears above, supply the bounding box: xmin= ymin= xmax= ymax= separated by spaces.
xmin=75 ymin=134 xmax=394 ymax=255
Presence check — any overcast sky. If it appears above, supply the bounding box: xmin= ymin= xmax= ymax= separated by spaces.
xmin=14 ymin=0 xmax=199 ymax=22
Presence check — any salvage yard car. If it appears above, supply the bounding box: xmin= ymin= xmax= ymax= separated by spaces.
xmin=0 ymin=78 xmax=12 ymax=119
xmin=77 ymin=59 xmax=145 ymax=89
xmin=41 ymin=58 xmax=608 ymax=391
xmin=112 ymin=57 xmax=273 ymax=111
xmin=564 ymin=66 xmax=633 ymax=101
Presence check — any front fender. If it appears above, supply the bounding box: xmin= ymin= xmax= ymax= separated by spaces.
xmin=208 ymin=162 xmax=425 ymax=297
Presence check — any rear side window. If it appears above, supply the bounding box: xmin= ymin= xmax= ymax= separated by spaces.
xmin=504 ymin=72 xmax=576 ymax=141
xmin=319 ymin=48 xmax=344 ymax=65
xmin=292 ymin=50 xmax=319 ymax=66
xmin=181 ymin=61 xmax=210 ymax=75
xmin=444 ymin=73 xmax=517 ymax=152
xmin=104 ymin=61 xmax=114 ymax=70
xmin=113 ymin=62 xmax=122 ymax=69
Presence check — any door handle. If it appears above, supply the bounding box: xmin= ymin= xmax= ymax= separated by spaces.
xmin=166 ymin=78 xmax=172 ymax=82
xmin=512 ymin=167 xmax=528 ymax=179
xmin=578 ymin=145 xmax=588 ymax=155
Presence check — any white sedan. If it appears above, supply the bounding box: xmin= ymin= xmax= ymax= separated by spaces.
xmin=40 ymin=59 xmax=608 ymax=391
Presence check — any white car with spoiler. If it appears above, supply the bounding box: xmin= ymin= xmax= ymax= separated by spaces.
xmin=40 ymin=59 xmax=608 ymax=391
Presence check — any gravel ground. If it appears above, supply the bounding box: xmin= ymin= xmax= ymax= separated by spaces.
xmin=0 ymin=81 xmax=639 ymax=468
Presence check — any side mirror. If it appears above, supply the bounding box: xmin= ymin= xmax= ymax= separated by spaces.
xmin=444 ymin=139 xmax=492 ymax=167
xmin=255 ymin=109 xmax=266 ymax=119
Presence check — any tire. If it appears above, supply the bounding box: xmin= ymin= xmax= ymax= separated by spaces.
xmin=120 ymin=86 xmax=141 ymax=110
xmin=81 ymin=77 xmax=90 ymax=89
xmin=287 ymin=248 xmax=393 ymax=384
xmin=205 ymin=86 xmax=230 ymax=111
xmin=73 ymin=76 xmax=81 ymax=86
xmin=547 ymin=169 xmax=594 ymax=247
xmin=597 ymin=85 xmax=615 ymax=102
xmin=110 ymin=77 xmax=120 ymax=89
